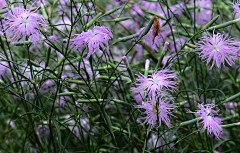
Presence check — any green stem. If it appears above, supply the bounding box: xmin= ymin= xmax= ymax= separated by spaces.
xmin=221 ymin=122 xmax=240 ymax=128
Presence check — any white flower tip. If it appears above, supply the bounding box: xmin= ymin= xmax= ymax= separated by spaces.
xmin=145 ymin=59 xmax=150 ymax=70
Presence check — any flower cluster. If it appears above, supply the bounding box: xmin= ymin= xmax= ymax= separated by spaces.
xmin=1 ymin=0 xmax=240 ymax=151
xmin=70 ymin=26 xmax=113 ymax=59
xmin=189 ymin=104 xmax=223 ymax=139
xmin=3 ymin=7 xmax=47 ymax=45
xmin=133 ymin=59 xmax=178 ymax=129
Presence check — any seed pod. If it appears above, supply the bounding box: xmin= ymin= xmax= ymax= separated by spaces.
xmin=152 ymin=15 xmax=160 ymax=44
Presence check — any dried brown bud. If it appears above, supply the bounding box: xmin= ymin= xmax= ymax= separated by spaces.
xmin=153 ymin=100 xmax=157 ymax=116
xmin=152 ymin=16 xmax=160 ymax=44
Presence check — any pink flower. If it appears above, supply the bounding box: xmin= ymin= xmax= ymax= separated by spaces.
xmin=136 ymin=94 xmax=178 ymax=129
xmin=233 ymin=1 xmax=240 ymax=18
xmin=70 ymin=26 xmax=113 ymax=59
xmin=134 ymin=93 xmax=143 ymax=104
xmin=190 ymin=0 xmax=212 ymax=25
xmin=49 ymin=35 xmax=57 ymax=40
xmin=161 ymin=55 xmax=171 ymax=68
xmin=232 ymin=41 xmax=240 ymax=61
xmin=169 ymin=2 xmax=185 ymax=18
xmin=3 ymin=7 xmax=47 ymax=45
xmin=132 ymin=69 xmax=178 ymax=99
xmin=131 ymin=5 xmax=144 ymax=17
xmin=141 ymin=1 xmax=163 ymax=16
xmin=0 ymin=61 xmax=9 ymax=77
xmin=7 ymin=119 xmax=15 ymax=128
xmin=195 ymin=31 xmax=238 ymax=69
xmin=0 ymin=0 xmax=7 ymax=10
xmin=114 ymin=0 xmax=127 ymax=6
xmin=131 ymin=5 xmax=144 ymax=24
xmin=189 ymin=104 xmax=223 ymax=139
xmin=170 ymin=38 xmax=185 ymax=53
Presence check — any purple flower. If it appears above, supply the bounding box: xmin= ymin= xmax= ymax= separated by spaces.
xmin=38 ymin=121 xmax=50 ymax=138
xmin=114 ymin=0 xmax=127 ymax=6
xmin=3 ymin=7 xmax=47 ymax=45
xmin=132 ymin=5 xmax=144 ymax=17
xmin=170 ymin=38 xmax=185 ymax=53
xmin=195 ymin=32 xmax=238 ymax=69
xmin=121 ymin=20 xmax=139 ymax=33
xmin=134 ymin=93 xmax=143 ymax=104
xmin=161 ymin=55 xmax=171 ymax=68
xmin=132 ymin=69 xmax=178 ymax=99
xmin=233 ymin=1 xmax=240 ymax=18
xmin=141 ymin=1 xmax=163 ymax=16
xmin=64 ymin=115 xmax=93 ymax=139
xmin=190 ymin=0 xmax=212 ymax=25
xmin=40 ymin=80 xmax=55 ymax=92
xmin=233 ymin=41 xmax=240 ymax=62
xmin=0 ymin=0 xmax=7 ymax=10
xmin=131 ymin=5 xmax=144 ymax=24
xmin=70 ymin=26 xmax=113 ymax=59
xmin=169 ymin=2 xmax=185 ymax=18
xmin=0 ymin=61 xmax=9 ymax=77
xmin=7 ymin=119 xmax=15 ymax=128
xmin=80 ymin=58 xmax=99 ymax=79
xmin=49 ymin=35 xmax=57 ymax=40
xmin=189 ymin=104 xmax=223 ymax=139
xmin=136 ymin=94 xmax=177 ymax=129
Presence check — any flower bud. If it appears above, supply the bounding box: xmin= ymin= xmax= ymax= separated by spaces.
xmin=163 ymin=42 xmax=170 ymax=53
xmin=122 ymin=56 xmax=129 ymax=66
xmin=152 ymin=16 xmax=160 ymax=44
xmin=145 ymin=59 xmax=150 ymax=71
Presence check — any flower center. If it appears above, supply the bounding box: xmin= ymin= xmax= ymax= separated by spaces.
xmin=20 ymin=14 xmax=29 ymax=28
xmin=213 ymin=44 xmax=220 ymax=52
xmin=207 ymin=115 xmax=212 ymax=121
xmin=205 ymin=109 xmax=210 ymax=116
xmin=152 ymin=77 xmax=159 ymax=85
xmin=22 ymin=18 xmax=28 ymax=24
